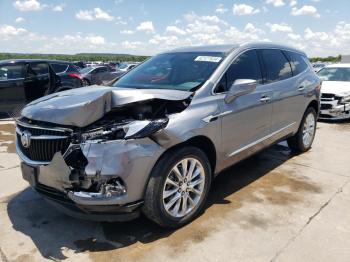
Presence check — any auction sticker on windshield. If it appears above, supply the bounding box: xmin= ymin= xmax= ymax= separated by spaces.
xmin=195 ymin=56 xmax=222 ymax=63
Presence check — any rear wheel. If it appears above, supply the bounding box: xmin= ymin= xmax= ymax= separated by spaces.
xmin=287 ymin=107 xmax=317 ymax=152
xmin=142 ymin=146 xmax=211 ymax=228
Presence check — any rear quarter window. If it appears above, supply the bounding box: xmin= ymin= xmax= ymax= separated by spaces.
xmin=261 ymin=49 xmax=292 ymax=83
xmin=286 ymin=51 xmax=309 ymax=75
xmin=50 ymin=63 xmax=69 ymax=73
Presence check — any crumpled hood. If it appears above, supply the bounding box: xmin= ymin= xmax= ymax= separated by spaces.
xmin=21 ymin=85 xmax=192 ymax=127
xmin=321 ymin=81 xmax=350 ymax=96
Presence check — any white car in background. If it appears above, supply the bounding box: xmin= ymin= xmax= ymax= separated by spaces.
xmin=313 ymin=63 xmax=326 ymax=73
xmin=318 ymin=64 xmax=350 ymax=120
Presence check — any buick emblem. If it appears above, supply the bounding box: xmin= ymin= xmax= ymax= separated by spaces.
xmin=20 ymin=130 xmax=32 ymax=148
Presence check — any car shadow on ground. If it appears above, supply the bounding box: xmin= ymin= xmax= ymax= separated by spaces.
xmin=7 ymin=143 xmax=295 ymax=260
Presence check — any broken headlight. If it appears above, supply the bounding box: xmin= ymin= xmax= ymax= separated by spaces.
xmin=79 ymin=125 xmax=125 ymax=142
xmin=340 ymin=95 xmax=350 ymax=104
xmin=124 ymin=118 xmax=169 ymax=139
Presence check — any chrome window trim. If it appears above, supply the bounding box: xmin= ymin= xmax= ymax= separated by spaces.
xmin=0 ymin=78 xmax=25 ymax=82
xmin=211 ymin=47 xmax=306 ymax=96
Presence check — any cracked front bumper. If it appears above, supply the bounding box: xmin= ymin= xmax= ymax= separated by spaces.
xmin=18 ymin=137 xmax=164 ymax=213
xmin=320 ymin=103 xmax=350 ymax=120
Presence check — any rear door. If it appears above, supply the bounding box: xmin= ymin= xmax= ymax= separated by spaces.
xmin=259 ymin=49 xmax=298 ymax=133
xmin=0 ymin=63 xmax=26 ymax=114
xmin=24 ymin=62 xmax=50 ymax=101
xmin=218 ymin=49 xmax=273 ymax=160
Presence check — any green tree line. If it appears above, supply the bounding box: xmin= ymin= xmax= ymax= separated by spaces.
xmin=0 ymin=53 xmax=149 ymax=62
xmin=309 ymin=55 xmax=341 ymax=63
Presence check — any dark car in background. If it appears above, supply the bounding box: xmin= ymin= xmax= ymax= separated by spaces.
xmin=0 ymin=59 xmax=84 ymax=117
xmin=80 ymin=65 xmax=123 ymax=85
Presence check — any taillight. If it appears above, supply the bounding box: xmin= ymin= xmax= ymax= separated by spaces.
xmin=68 ymin=73 xmax=83 ymax=80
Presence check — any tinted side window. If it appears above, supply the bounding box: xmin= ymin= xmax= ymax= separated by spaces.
xmin=66 ymin=64 xmax=79 ymax=73
xmin=226 ymin=50 xmax=262 ymax=88
xmin=0 ymin=64 xmax=25 ymax=80
xmin=50 ymin=63 xmax=68 ymax=73
xmin=99 ymin=67 xmax=108 ymax=73
xmin=261 ymin=49 xmax=292 ymax=83
xmin=286 ymin=51 xmax=309 ymax=75
xmin=30 ymin=62 xmax=49 ymax=75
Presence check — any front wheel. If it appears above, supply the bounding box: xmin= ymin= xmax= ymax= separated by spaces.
xmin=142 ymin=146 xmax=211 ymax=228
xmin=287 ymin=107 xmax=317 ymax=152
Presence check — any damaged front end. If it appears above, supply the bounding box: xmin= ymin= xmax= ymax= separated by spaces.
xmin=17 ymin=89 xmax=192 ymax=220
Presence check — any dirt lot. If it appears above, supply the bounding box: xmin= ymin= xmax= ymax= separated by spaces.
xmin=0 ymin=120 xmax=350 ymax=262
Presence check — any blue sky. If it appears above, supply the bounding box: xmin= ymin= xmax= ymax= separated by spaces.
xmin=0 ymin=0 xmax=349 ymax=57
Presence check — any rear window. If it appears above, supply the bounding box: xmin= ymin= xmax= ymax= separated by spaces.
xmin=30 ymin=62 xmax=49 ymax=75
xmin=262 ymin=49 xmax=292 ymax=83
xmin=286 ymin=51 xmax=309 ymax=75
xmin=0 ymin=64 xmax=25 ymax=80
xmin=50 ymin=63 xmax=68 ymax=73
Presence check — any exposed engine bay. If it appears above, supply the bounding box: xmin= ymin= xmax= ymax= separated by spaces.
xmin=73 ymin=98 xmax=191 ymax=143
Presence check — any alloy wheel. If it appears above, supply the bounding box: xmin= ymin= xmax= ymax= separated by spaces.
xmin=302 ymin=113 xmax=316 ymax=148
xmin=162 ymin=158 xmax=206 ymax=218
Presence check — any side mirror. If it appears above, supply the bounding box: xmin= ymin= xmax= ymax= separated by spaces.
xmin=224 ymin=79 xmax=257 ymax=104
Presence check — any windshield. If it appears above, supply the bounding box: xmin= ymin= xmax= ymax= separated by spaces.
xmin=318 ymin=67 xmax=350 ymax=81
xmin=113 ymin=52 xmax=225 ymax=91
xmin=79 ymin=67 xmax=94 ymax=74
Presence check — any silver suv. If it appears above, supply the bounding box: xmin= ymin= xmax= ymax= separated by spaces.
xmin=17 ymin=42 xmax=321 ymax=227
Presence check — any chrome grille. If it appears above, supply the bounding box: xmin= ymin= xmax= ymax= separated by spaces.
xmin=16 ymin=122 xmax=72 ymax=162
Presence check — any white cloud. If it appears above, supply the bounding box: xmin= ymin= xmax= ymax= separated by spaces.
xmin=85 ymin=36 xmax=105 ymax=45
xmin=290 ymin=0 xmax=297 ymax=7
xmin=233 ymin=4 xmax=260 ymax=16
xmin=0 ymin=25 xmax=27 ymax=37
xmin=266 ymin=23 xmax=293 ymax=33
xmin=115 ymin=16 xmax=127 ymax=25
xmin=76 ymin=8 xmax=114 ymax=21
xmin=244 ymin=23 xmax=265 ymax=35
xmin=291 ymin=5 xmax=320 ymax=18
xmin=15 ymin=17 xmax=25 ymax=23
xmin=114 ymin=0 xmax=124 ymax=4
xmin=52 ymin=4 xmax=65 ymax=12
xmin=149 ymin=35 xmax=179 ymax=46
xmin=13 ymin=0 xmax=45 ymax=12
xmin=287 ymin=33 xmax=301 ymax=40
xmin=265 ymin=0 xmax=285 ymax=7
xmin=165 ymin=25 xmax=187 ymax=35
xmin=120 ymin=30 xmax=134 ymax=35
xmin=136 ymin=21 xmax=155 ymax=33
xmin=215 ymin=4 xmax=228 ymax=14
xmin=121 ymin=40 xmax=142 ymax=49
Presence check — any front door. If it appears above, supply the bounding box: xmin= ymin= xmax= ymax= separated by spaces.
xmin=24 ymin=62 xmax=50 ymax=102
xmin=218 ymin=50 xmax=273 ymax=162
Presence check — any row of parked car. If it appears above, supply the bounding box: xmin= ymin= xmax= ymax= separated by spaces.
xmin=0 ymin=59 xmax=140 ymax=116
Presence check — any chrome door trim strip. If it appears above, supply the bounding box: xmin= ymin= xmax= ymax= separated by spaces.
xmin=228 ymin=122 xmax=296 ymax=157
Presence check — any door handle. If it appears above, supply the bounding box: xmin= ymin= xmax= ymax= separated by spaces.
xmin=298 ymin=86 xmax=305 ymax=91
xmin=260 ymin=96 xmax=271 ymax=103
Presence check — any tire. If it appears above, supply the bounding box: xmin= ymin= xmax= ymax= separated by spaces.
xmin=287 ymin=107 xmax=317 ymax=152
xmin=83 ymin=79 xmax=90 ymax=86
xmin=142 ymin=146 xmax=212 ymax=228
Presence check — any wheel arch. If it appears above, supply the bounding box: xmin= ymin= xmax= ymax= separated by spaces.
xmin=307 ymin=99 xmax=319 ymax=115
